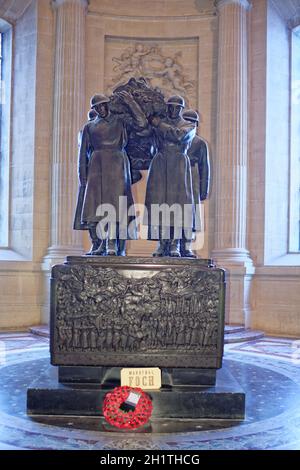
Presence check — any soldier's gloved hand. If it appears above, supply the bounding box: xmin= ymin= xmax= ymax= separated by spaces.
xmin=117 ymin=90 xmax=135 ymax=105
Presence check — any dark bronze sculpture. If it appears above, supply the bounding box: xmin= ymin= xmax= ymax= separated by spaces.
xmin=73 ymin=79 xmax=210 ymax=259
xmin=51 ymin=256 xmax=224 ymax=368
xmin=74 ymin=108 xmax=99 ymax=254
xmin=111 ymin=77 xmax=165 ymax=179
xmin=74 ymin=90 xmax=148 ymax=256
xmin=181 ymin=109 xmax=210 ymax=257
xmin=54 ymin=265 xmax=220 ymax=354
xmin=144 ymin=95 xmax=196 ymax=257
xmin=74 ymin=78 xmax=167 ymax=255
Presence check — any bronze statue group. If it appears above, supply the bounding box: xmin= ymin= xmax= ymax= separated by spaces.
xmin=73 ymin=77 xmax=210 ymax=258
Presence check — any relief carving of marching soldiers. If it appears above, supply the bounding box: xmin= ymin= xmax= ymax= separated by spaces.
xmin=54 ymin=265 xmax=220 ymax=354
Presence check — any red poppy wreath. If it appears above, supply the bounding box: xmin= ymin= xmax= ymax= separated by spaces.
xmin=103 ymin=386 xmax=153 ymax=430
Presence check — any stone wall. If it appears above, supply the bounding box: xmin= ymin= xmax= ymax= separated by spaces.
xmin=0 ymin=0 xmax=54 ymax=328
xmin=249 ymin=0 xmax=300 ymax=337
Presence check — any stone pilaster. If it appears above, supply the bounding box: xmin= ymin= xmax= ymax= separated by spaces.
xmin=212 ymin=0 xmax=254 ymax=326
xmin=45 ymin=0 xmax=88 ymax=266
xmin=42 ymin=0 xmax=88 ymax=321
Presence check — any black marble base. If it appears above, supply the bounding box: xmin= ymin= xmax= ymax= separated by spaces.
xmin=30 ymin=415 xmax=243 ymax=434
xmin=58 ymin=366 xmax=217 ymax=386
xmin=27 ymin=366 xmax=245 ymax=420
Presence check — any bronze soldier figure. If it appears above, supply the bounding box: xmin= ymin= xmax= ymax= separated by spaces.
xmin=181 ymin=109 xmax=210 ymax=257
xmin=73 ymin=108 xmax=99 ymax=255
xmin=144 ymin=95 xmax=196 ymax=257
xmin=74 ymin=91 xmax=148 ymax=256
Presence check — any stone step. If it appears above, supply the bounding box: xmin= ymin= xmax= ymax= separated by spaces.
xmin=224 ymin=329 xmax=265 ymax=344
xmin=29 ymin=325 xmax=49 ymax=338
xmin=29 ymin=324 xmax=265 ymax=344
xmin=224 ymin=325 xmax=246 ymax=334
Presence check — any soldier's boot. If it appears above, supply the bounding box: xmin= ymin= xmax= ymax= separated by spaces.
xmin=182 ymin=240 xmax=197 ymax=258
xmin=86 ymin=226 xmax=100 ymax=255
xmin=106 ymin=239 xmax=118 ymax=256
xmin=179 ymin=238 xmax=185 ymax=257
xmin=118 ymin=239 xmax=126 ymax=257
xmin=153 ymin=240 xmax=168 ymax=257
xmin=91 ymin=240 xmax=106 ymax=256
xmin=169 ymin=239 xmax=181 ymax=257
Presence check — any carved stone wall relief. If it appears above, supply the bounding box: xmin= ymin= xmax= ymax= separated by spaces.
xmin=105 ymin=38 xmax=198 ymax=108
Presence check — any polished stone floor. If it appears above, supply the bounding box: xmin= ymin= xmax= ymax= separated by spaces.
xmin=0 ymin=332 xmax=300 ymax=450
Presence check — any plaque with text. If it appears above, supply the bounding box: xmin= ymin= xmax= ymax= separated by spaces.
xmin=121 ymin=367 xmax=161 ymax=390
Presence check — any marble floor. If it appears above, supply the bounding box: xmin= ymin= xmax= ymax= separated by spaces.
xmin=0 ymin=332 xmax=300 ymax=450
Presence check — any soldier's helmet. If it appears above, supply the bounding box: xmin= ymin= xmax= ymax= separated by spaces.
xmin=90 ymin=94 xmax=110 ymax=108
xmin=182 ymin=109 xmax=199 ymax=123
xmin=88 ymin=109 xmax=98 ymax=121
xmin=166 ymin=95 xmax=185 ymax=108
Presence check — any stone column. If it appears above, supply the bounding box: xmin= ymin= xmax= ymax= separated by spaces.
xmin=212 ymin=0 xmax=254 ymax=326
xmin=42 ymin=0 xmax=88 ymax=321
xmin=44 ymin=0 xmax=87 ymax=266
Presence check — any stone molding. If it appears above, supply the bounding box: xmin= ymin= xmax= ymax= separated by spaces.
xmin=216 ymin=0 xmax=251 ymax=11
xmin=53 ymin=0 xmax=88 ymax=9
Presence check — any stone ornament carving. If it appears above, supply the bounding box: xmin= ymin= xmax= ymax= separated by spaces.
xmin=216 ymin=0 xmax=251 ymax=10
xmin=51 ymin=260 xmax=225 ymax=367
xmin=108 ymin=43 xmax=196 ymax=105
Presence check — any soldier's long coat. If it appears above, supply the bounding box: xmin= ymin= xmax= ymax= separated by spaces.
xmin=74 ymin=113 xmax=138 ymax=238
xmin=187 ymin=134 xmax=210 ymax=232
xmin=144 ymin=116 xmax=196 ymax=240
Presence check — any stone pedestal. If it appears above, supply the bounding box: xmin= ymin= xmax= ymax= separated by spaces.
xmin=27 ymin=256 xmax=245 ymax=422
xmin=50 ymin=256 xmax=225 ymax=369
xmin=27 ymin=365 xmax=245 ymax=420
xmin=58 ymin=366 xmax=217 ymax=386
